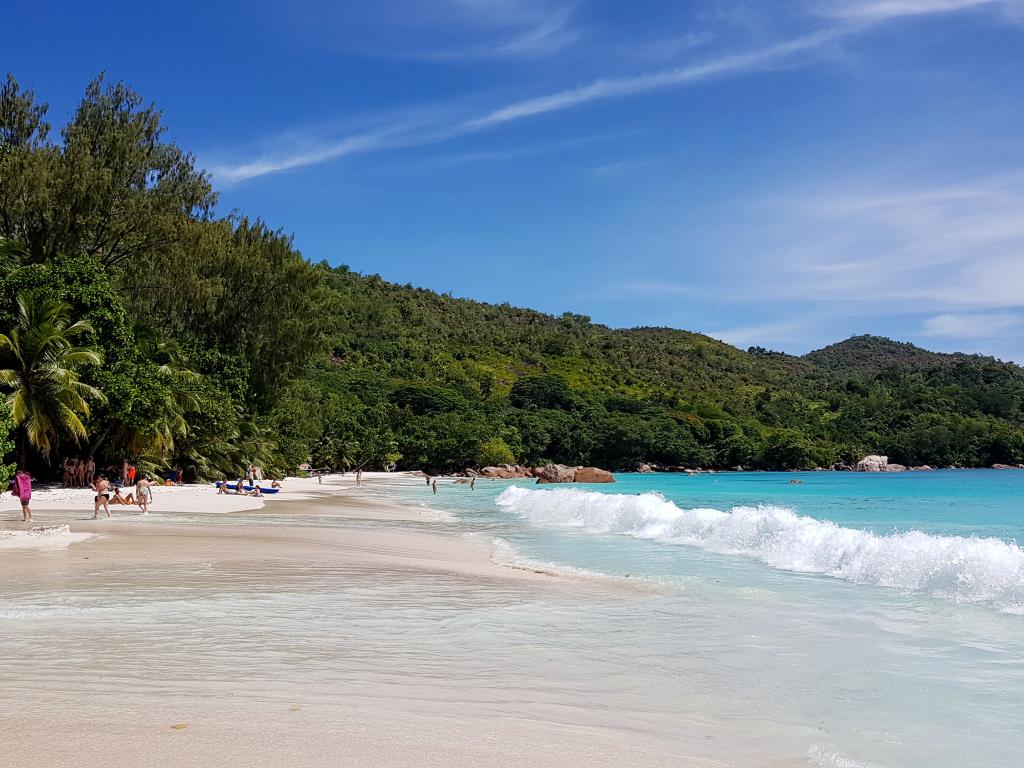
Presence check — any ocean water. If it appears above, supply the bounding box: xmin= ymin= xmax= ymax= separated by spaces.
xmin=395 ymin=470 xmax=1024 ymax=767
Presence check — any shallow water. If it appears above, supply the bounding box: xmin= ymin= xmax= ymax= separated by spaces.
xmin=395 ymin=470 xmax=1024 ymax=767
xmin=3 ymin=471 xmax=1023 ymax=767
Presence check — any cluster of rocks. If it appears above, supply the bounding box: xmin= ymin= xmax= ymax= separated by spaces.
xmin=638 ymin=463 xmax=717 ymax=474
xmin=461 ymin=463 xmax=615 ymax=484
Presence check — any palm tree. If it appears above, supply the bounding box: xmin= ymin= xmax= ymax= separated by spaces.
xmin=0 ymin=294 xmax=106 ymax=465
xmin=0 ymin=238 xmax=27 ymax=272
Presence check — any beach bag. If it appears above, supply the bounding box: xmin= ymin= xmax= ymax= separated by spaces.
xmin=14 ymin=473 xmax=31 ymax=501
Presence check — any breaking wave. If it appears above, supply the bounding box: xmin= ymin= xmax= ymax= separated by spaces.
xmin=496 ymin=487 xmax=1024 ymax=612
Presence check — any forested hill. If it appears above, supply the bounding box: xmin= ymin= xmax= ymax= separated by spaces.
xmin=803 ymin=335 xmax=997 ymax=375
xmin=2 ymin=75 xmax=1024 ymax=482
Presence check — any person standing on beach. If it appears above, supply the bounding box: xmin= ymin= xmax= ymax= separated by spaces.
xmin=13 ymin=469 xmax=32 ymax=522
xmin=92 ymin=474 xmax=111 ymax=519
xmin=136 ymin=474 xmax=152 ymax=514
xmin=470 ymin=477 xmax=476 ymax=490
xmin=356 ymin=468 xmax=362 ymax=486
xmin=431 ymin=479 xmax=437 ymax=495
xmin=85 ymin=457 xmax=96 ymax=487
xmin=121 ymin=460 xmax=129 ymax=487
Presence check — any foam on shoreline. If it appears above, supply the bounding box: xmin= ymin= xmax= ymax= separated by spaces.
xmin=0 ymin=525 xmax=94 ymax=549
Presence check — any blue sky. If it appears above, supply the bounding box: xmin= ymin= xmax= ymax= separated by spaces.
xmin=7 ymin=0 xmax=1024 ymax=360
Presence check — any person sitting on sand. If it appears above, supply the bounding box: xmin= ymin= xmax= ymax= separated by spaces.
xmin=110 ymin=486 xmax=134 ymax=505
xmin=217 ymin=477 xmax=231 ymax=495
xmin=235 ymin=476 xmax=245 ymax=495
xmin=271 ymin=480 xmax=282 ymax=489
xmin=136 ymin=475 xmax=152 ymax=514
xmin=92 ymin=475 xmax=112 ymax=519
xmin=247 ymin=484 xmax=263 ymax=497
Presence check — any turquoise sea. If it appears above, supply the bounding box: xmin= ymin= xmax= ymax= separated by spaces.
xmin=393 ymin=469 xmax=1024 ymax=767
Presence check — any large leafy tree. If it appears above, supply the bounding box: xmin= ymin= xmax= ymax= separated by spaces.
xmin=0 ymin=73 xmax=215 ymax=267
xmin=0 ymin=294 xmax=105 ymax=465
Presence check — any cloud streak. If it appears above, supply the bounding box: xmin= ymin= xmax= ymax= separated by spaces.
xmin=819 ymin=0 xmax=1020 ymax=22
xmin=211 ymin=25 xmax=852 ymax=183
xmin=209 ymin=0 xmax=1023 ymax=184
xmin=921 ymin=312 xmax=1024 ymax=338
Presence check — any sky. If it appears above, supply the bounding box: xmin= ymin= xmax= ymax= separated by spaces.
xmin=6 ymin=0 xmax=1024 ymax=360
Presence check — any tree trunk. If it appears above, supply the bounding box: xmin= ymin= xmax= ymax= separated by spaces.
xmin=86 ymin=424 xmax=114 ymax=462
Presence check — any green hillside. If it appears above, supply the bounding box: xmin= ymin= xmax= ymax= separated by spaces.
xmin=804 ymin=335 xmax=995 ymax=375
xmin=2 ymin=75 xmax=1024 ymax=481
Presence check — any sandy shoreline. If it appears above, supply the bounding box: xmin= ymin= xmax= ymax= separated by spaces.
xmin=1 ymin=474 xmax=727 ymax=768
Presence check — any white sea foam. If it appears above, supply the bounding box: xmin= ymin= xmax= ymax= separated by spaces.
xmin=489 ymin=537 xmax=624 ymax=583
xmin=0 ymin=525 xmax=94 ymax=549
xmin=808 ymin=744 xmax=881 ymax=768
xmin=496 ymin=487 xmax=1024 ymax=611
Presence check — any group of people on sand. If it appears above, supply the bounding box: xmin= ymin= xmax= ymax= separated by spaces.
xmin=89 ymin=473 xmax=154 ymax=518
xmin=59 ymin=456 xmax=156 ymax=490
xmin=216 ymin=464 xmax=281 ymax=498
xmin=59 ymin=456 xmax=97 ymax=488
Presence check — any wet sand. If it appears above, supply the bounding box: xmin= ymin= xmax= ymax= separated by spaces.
xmin=0 ymin=476 xmax=733 ymax=768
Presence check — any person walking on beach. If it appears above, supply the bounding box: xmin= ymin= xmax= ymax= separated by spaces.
xmin=92 ymin=474 xmax=111 ymax=519
xmin=13 ymin=469 xmax=32 ymax=522
xmin=136 ymin=474 xmax=152 ymax=514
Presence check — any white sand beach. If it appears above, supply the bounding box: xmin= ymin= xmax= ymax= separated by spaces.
xmin=0 ymin=474 xmax=738 ymax=768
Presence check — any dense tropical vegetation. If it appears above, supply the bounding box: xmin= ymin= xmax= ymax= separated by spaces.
xmin=2 ymin=74 xmax=1024 ymax=484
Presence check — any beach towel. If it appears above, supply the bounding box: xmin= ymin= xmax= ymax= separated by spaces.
xmin=14 ymin=474 xmax=31 ymax=501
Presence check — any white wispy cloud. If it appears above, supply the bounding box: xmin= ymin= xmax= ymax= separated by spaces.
xmin=921 ymin=312 xmax=1024 ymax=338
xmin=210 ymin=0 xmax=1022 ymax=184
xmin=818 ymin=0 xmax=1021 ymax=21
xmin=707 ymin=319 xmax=810 ymax=349
xmin=396 ymin=4 xmax=581 ymax=60
xmin=460 ymin=26 xmax=851 ymax=131
xmin=772 ymin=172 xmax=1024 ymax=308
xmin=211 ymin=25 xmax=850 ymax=183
